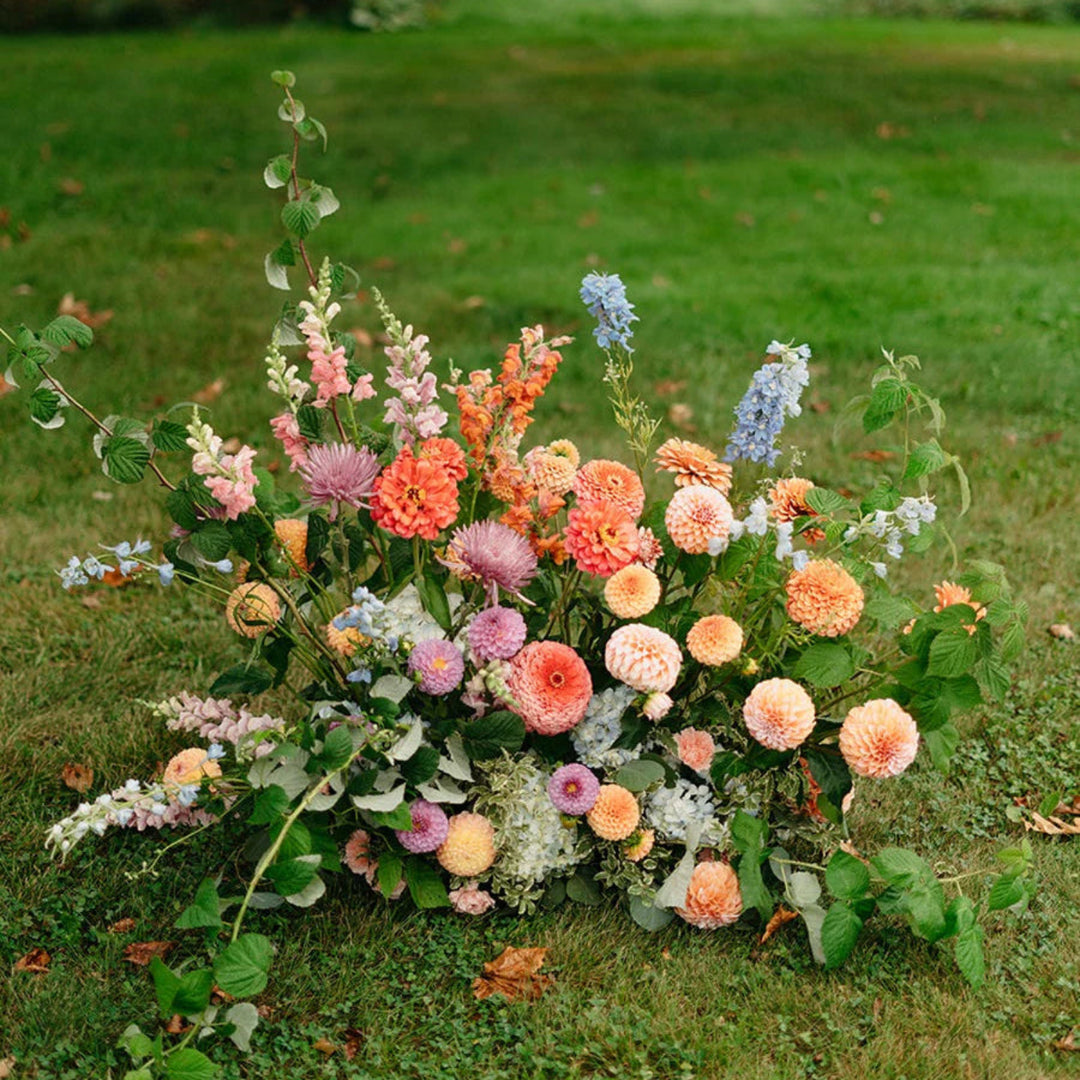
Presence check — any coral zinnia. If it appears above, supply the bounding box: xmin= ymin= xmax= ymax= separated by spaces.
xmin=395 ymin=799 xmax=450 ymax=853
xmin=225 ymin=582 xmax=281 ymax=637
xmin=743 ymin=678 xmax=816 ymax=751
xmin=586 ymin=784 xmax=640 ymax=841
xmin=408 ymin=638 xmax=465 ymax=695
xmin=655 ymin=437 xmax=732 ymax=494
xmin=300 ymin=442 xmax=381 ymax=522
xmin=564 ymin=502 xmax=639 ymax=577
xmin=273 ymin=518 xmax=309 ymax=575
xmin=676 ymin=861 xmax=743 ymax=929
xmin=467 ymin=605 xmax=528 ymax=662
xmin=665 ymin=485 xmax=734 ymax=555
xmin=769 ymin=477 xmax=824 ymax=543
xmin=674 ymin=728 xmax=715 ymax=774
xmin=437 ymin=812 xmax=497 ymax=877
xmin=548 ymin=764 xmax=601 ymax=815
xmin=839 ymin=699 xmax=919 ymax=778
xmin=163 ymin=747 xmax=222 ymax=793
xmin=371 ymin=445 xmax=460 ymax=540
xmin=507 ymin=641 xmax=593 ymax=735
xmin=933 ymin=581 xmax=987 ymax=634
xmin=443 ymin=520 xmax=538 ymax=601
xmin=605 ymin=624 xmax=682 ymax=693
xmin=686 ymin=614 xmax=743 ymax=666
xmin=417 ymin=436 xmax=469 ymax=482
xmin=786 ymin=558 xmax=864 ymax=638
xmin=604 ymin=564 xmax=662 ymax=619
xmin=573 ymin=459 xmax=646 ymax=519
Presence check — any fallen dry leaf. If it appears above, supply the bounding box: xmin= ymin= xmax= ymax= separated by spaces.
xmin=81 ymin=595 xmax=103 ymax=609
xmin=57 ymin=292 xmax=113 ymax=330
xmin=872 ymin=187 xmax=892 ymax=204
xmin=211 ymin=985 xmax=236 ymax=1005
xmin=1023 ymin=812 xmax=1080 ymax=836
xmin=192 ymin=379 xmax=225 ymax=405
xmin=875 ymin=121 xmax=911 ymax=140
xmin=653 ymin=379 xmax=687 ymax=396
xmin=473 ymin=945 xmax=554 ymax=1002
xmin=61 ymin=763 xmax=94 ymax=793
xmin=0 ymin=1057 xmax=14 ymax=1078
xmin=463 ymin=296 xmax=486 ymax=310
xmin=808 ymin=396 xmax=831 ymax=414
xmin=123 ymin=941 xmax=176 ymax=966
xmin=667 ymin=403 xmax=695 ymax=432
xmin=313 ymin=1037 xmax=337 ymax=1056
xmin=760 ymin=905 xmax=799 ymax=945
xmin=446 ymin=237 xmax=467 ymax=254
xmin=164 ymin=1015 xmax=191 ymax=1035
xmin=577 ymin=210 xmax=599 ymax=229
xmin=734 ymin=211 xmax=756 ymax=228
xmin=840 ymin=840 xmax=869 ymax=863
xmin=58 ymin=177 xmax=84 ymax=196
xmin=0 ymin=372 xmax=15 ymax=398
xmin=851 ymin=449 xmax=896 ymax=462
xmin=1049 ymin=624 xmax=1075 ymax=641
xmin=15 ymin=948 xmax=51 ymax=974
xmin=1052 ymin=1029 xmax=1078 ymax=1052
xmin=256 ymin=1004 xmax=275 ymax=1020
xmin=1032 ymin=430 xmax=1062 ymax=446
xmin=343 ymin=1028 xmax=364 ymax=1061
xmin=108 ymin=918 xmax=136 ymax=934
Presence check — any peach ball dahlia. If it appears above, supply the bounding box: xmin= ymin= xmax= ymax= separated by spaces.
xmin=742 ymin=678 xmax=816 ymax=751
xmin=839 ymin=699 xmax=920 ymax=778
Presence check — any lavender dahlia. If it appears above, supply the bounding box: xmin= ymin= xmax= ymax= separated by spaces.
xmin=299 ymin=442 xmax=380 ymax=521
xmin=408 ymin=638 xmax=465 ymax=695
xmin=548 ymin=764 xmax=601 ymax=815
xmin=467 ymin=605 xmax=528 ymax=662
xmin=395 ymin=799 xmax=450 ymax=853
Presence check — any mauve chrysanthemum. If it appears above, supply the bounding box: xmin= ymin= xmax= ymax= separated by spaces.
xmin=395 ymin=799 xmax=450 ymax=853
xmin=548 ymin=764 xmax=600 ymax=815
xmin=300 ymin=442 xmax=380 ymax=521
xmin=408 ymin=638 xmax=465 ymax=695
xmin=444 ymin=520 xmax=538 ymax=601
xmin=468 ymin=605 xmax=527 ymax=662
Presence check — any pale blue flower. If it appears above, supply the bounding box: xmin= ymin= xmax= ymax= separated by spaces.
xmin=724 ymin=343 xmax=811 ymax=466
xmin=207 ymin=743 xmax=226 ymax=760
xmin=158 ymin=562 xmax=175 ymax=587
xmin=177 ymin=784 xmax=200 ymax=808
xmin=81 ymin=555 xmax=113 ymax=581
xmin=580 ymin=272 xmax=638 ymax=351
xmin=871 ymin=561 xmax=888 ymax=578
xmin=792 ymin=550 xmax=810 ymax=572
xmin=774 ymin=521 xmax=794 ymax=561
xmin=211 ymin=559 xmax=234 ymax=574
xmin=59 ymin=556 xmax=89 ymax=590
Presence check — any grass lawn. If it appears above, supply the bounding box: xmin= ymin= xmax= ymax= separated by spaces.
xmin=1 ymin=3 xmax=1078 ymax=1077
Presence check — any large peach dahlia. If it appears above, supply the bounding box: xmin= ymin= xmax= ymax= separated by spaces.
xmin=839 ymin=699 xmax=919 ymax=778
xmin=743 ymin=678 xmax=816 ymax=750
xmin=785 ymin=558 xmax=864 ymax=638
xmin=676 ymin=861 xmax=743 ymax=929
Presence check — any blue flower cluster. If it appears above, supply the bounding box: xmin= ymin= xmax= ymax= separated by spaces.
xmin=579 ymin=272 xmax=639 ymax=351
xmin=333 ymin=586 xmax=400 ymax=683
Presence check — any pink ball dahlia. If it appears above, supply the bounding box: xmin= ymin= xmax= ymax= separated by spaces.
xmin=547 ymin=764 xmax=600 ymax=815
xmin=395 ymin=799 xmax=450 ymax=853
xmin=605 ymin=624 xmax=683 ymax=693
xmin=408 ymin=638 xmax=465 ymax=695
xmin=674 ymin=728 xmax=715 ymax=773
xmin=664 ymin=484 xmax=733 ymax=555
xmin=839 ymin=698 xmax=919 ymax=778
xmin=507 ymin=641 xmax=593 ymax=735
xmin=468 ymin=605 xmax=528 ymax=662
xmin=742 ymin=678 xmax=816 ymax=751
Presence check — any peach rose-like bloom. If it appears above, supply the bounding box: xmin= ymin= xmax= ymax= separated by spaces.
xmin=163 ymin=748 xmax=222 ymax=793
xmin=665 ymin=484 xmax=734 ymax=555
xmin=839 ymin=699 xmax=919 ymax=779
xmin=449 ymin=880 xmax=496 ymax=915
xmin=785 ymin=558 xmax=864 ymax=638
xmin=564 ymin=502 xmax=639 ymax=577
xmin=605 ymin=624 xmax=683 ymax=693
xmin=743 ymin=678 xmax=816 ymax=751
xmin=225 ymin=582 xmax=281 ymax=638
xmin=676 ymin=861 xmax=743 ymax=930
xmin=573 ymin=458 xmax=646 ymax=519
xmin=768 ymin=477 xmax=825 ymax=543
xmin=655 ymin=437 xmax=732 ymax=494
xmin=507 ymin=641 xmax=593 ymax=735
xmin=642 ymin=691 xmax=673 ymax=721
xmin=933 ymin=581 xmax=987 ymax=634
xmin=624 ymin=829 xmax=655 ymax=862
xmin=436 ymin=812 xmax=497 ymax=877
xmin=674 ymin=728 xmax=715 ymax=773
xmin=604 ymin=564 xmax=662 ymax=619
xmin=273 ymin=518 xmax=309 ymax=575
xmin=371 ymin=445 xmax=459 ymax=541
xmin=586 ymin=784 xmax=641 ymax=841
xmin=686 ymin=614 xmax=743 ymax=666
xmin=524 ymin=447 xmax=577 ymax=495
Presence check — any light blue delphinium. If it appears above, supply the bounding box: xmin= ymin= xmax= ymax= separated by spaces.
xmin=580 ymin=272 xmax=639 ymax=351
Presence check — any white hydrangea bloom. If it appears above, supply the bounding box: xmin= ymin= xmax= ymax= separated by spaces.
xmin=570 ymin=685 xmax=638 ymax=770
xmin=646 ymin=779 xmax=726 ymax=846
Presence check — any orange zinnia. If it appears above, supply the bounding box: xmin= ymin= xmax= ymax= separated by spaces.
xmin=564 ymin=502 xmax=639 ymax=577
xmin=371 ymin=445 xmax=459 ymax=541
xmin=572 ymin=459 xmax=646 ymax=519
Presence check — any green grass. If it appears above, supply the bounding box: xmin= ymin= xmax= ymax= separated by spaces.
xmin=1 ymin=5 xmax=1078 ymax=1077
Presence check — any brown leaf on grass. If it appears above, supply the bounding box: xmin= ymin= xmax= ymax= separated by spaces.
xmin=1049 ymin=623 xmax=1076 ymax=641
xmin=17 ymin=222 xmax=31 ymax=243
xmin=0 ymin=1056 xmax=14 ymax=1077
xmin=256 ymin=1004 xmax=275 ymax=1020
xmin=807 ymin=395 xmax=830 ymax=414
xmin=667 ymin=403 xmax=695 ymax=432
xmin=58 ymin=177 xmax=84 ymax=196
xmin=313 ymin=1037 xmax=337 ymax=1056
xmin=463 ymin=296 xmax=486 ymax=310
xmin=61 ymin=763 xmax=93 ymax=793
xmin=851 ymin=449 xmax=896 ymax=462
xmin=343 ymin=1028 xmax=364 ymax=1061
xmin=15 ymin=948 xmax=51 ymax=974
xmin=0 ymin=372 xmax=15 ymax=398
xmin=734 ymin=211 xmax=756 ymax=228
xmin=1052 ymin=1029 xmax=1078 ymax=1052
xmin=1023 ymin=812 xmax=1080 ymax=836
xmin=759 ymin=905 xmax=799 ymax=945
xmin=473 ymin=945 xmax=554 ymax=1002
xmin=875 ymin=121 xmax=911 ymax=140
xmin=192 ymin=378 xmax=225 ymax=404
xmin=123 ymin=941 xmax=176 ymax=966
xmin=0 ymin=207 xmax=10 ymax=229
xmin=446 ymin=237 xmax=468 ymax=255
xmin=108 ymin=918 xmax=136 ymax=934
xmin=577 ymin=210 xmax=599 ymax=229
xmin=81 ymin=595 xmax=103 ymax=609
xmin=1032 ymin=430 xmax=1062 ymax=446
xmin=57 ymin=292 xmax=113 ymax=330
xmin=164 ymin=1015 xmax=191 ymax=1035
xmin=653 ymin=379 xmax=687 ymax=396
xmin=840 ymin=840 xmax=869 ymax=864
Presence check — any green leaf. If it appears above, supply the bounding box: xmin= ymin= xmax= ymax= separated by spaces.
xmin=281 ymin=200 xmax=320 ymax=239
xmin=249 ymin=785 xmax=290 ymax=825
xmin=265 ymin=251 xmax=289 ymax=291
xmin=306 ymin=512 xmax=331 ymax=563
xmin=266 ymin=856 xmax=319 ymax=897
xmin=460 ymin=710 xmax=525 ymax=760
xmin=102 ymin=435 xmax=151 ymax=484
xmin=404 ymin=857 xmax=451 ymax=909
xmin=375 ymin=850 xmax=403 ymax=899
xmin=263 ymin=154 xmax=292 ymax=188
xmin=955 ymin=924 xmax=986 ymax=987
xmin=987 ymin=874 xmax=1025 ymax=912
xmin=1001 ymin=620 xmax=1025 ymax=663
xmin=903 ymin=438 xmax=948 ymax=480
xmin=731 ymin=809 xmax=767 ymax=855
xmin=803 ymin=749 xmax=852 ymax=816
xmin=117 ymin=1025 xmax=154 ymax=1063
xmin=175 ymin=878 xmax=223 ymax=930
xmin=825 ymin=851 xmax=870 ymax=900
xmin=863 ymin=593 xmax=918 ymax=630
xmin=821 ymin=902 xmax=863 ymax=969
xmin=41 ymin=314 xmax=93 ymax=349
xmin=614 ymin=759 xmax=666 ymax=793
xmin=319 ymin=725 xmax=355 ymax=772
xmin=171 ymin=968 xmax=214 ymax=1016
xmin=165 ymin=488 xmax=199 ymax=531
xmin=731 ymin=811 xmax=771 ymax=920
xmin=923 ymin=722 xmax=960 ymax=774
xmin=401 ymin=745 xmax=440 ymax=787
xmin=271 ymin=69 xmax=296 ymax=87
xmin=629 ymin=896 xmax=675 ymax=931
xmin=166 ymin=1047 xmax=219 ymax=1080
xmin=863 ymin=377 xmax=907 ymax=434
xmin=803 ymin=487 xmax=851 ymax=516
xmin=975 ymin=657 xmax=1011 ymax=702
xmin=927 ymin=630 xmax=978 ymax=678
xmin=209 ymin=664 xmax=273 ymax=697
xmin=225 ymin=1001 xmax=260 ymax=1053
xmin=566 ymin=872 xmax=602 ymax=906
xmin=151 ymin=419 xmax=189 ymax=452
xmin=415 ymin=572 xmax=452 ymax=632
xmin=190 ymin=520 xmax=231 ymax=561
xmin=213 ymin=933 xmax=272 ymax=998
xmin=871 ymin=847 xmax=933 ymax=889
xmin=29 ymin=386 xmax=62 ymax=425
xmin=149 ymin=957 xmax=180 ymax=1018
xmin=793 ymin=642 xmax=855 ymax=688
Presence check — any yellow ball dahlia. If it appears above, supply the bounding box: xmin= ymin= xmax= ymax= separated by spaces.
xmin=604 ymin=564 xmax=662 ymax=619
xmin=436 ymin=812 xmax=497 ymax=877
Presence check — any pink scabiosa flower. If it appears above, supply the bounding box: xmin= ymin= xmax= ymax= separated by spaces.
xmin=665 ymin=484 xmax=734 ymax=555
xmin=547 ymin=764 xmax=600 ymax=815
xmin=395 ymin=799 xmax=450 ymax=853
xmin=270 ymin=412 xmax=310 ymax=472
xmin=408 ymin=638 xmax=465 ymax=695
xmin=507 ymin=641 xmax=593 ymax=735
xmin=443 ymin=520 xmax=538 ymax=602
xmin=742 ymin=678 xmax=816 ymax=751
xmin=467 ymin=605 xmax=527 ymax=662
xmin=300 ymin=442 xmax=381 ymax=522
xmin=448 ymin=880 xmax=496 ymax=915
xmin=674 ymin=728 xmax=715 ymax=774
xmin=605 ymin=624 xmax=682 ymax=693
xmin=839 ymin=699 xmax=919 ymax=778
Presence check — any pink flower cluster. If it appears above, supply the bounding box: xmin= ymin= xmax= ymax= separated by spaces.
xmin=298 ymin=298 xmax=375 ymax=408
xmin=191 ymin=442 xmax=259 ymax=520
xmin=160 ymin=692 xmax=285 ymax=758
xmin=270 ymin=411 xmax=310 ymax=472
xmin=383 ymin=330 xmax=448 ymax=444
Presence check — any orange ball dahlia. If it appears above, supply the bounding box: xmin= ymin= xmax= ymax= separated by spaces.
xmin=654 ymin=437 xmax=732 ymax=494
xmin=676 ymin=861 xmax=743 ymax=929
xmin=436 ymin=812 xmax=497 ymax=877
xmin=225 ymin=582 xmax=281 ymax=638
xmin=743 ymin=678 xmax=816 ymax=751
xmin=564 ymin=502 xmax=639 ymax=577
xmin=326 ymin=611 xmax=368 ymax=658
xmin=839 ymin=698 xmax=919 ymax=778
xmin=664 ymin=485 xmax=733 ymax=555
xmin=371 ymin=445 xmax=459 ymax=541
xmin=604 ymin=564 xmax=662 ymax=619
xmin=274 ymin=518 xmax=310 ymax=575
xmin=624 ymin=829 xmax=655 ymax=862
xmin=586 ymin=784 xmax=640 ymax=841
xmin=572 ymin=458 xmax=646 ymax=519
xmin=686 ymin=614 xmax=743 ymax=666
xmin=525 ymin=447 xmax=577 ymax=495
xmin=163 ymin=747 xmax=222 ymax=793
xmin=605 ymin=624 xmax=683 ymax=693
xmin=507 ymin=641 xmax=593 ymax=735
xmin=785 ymin=559 xmax=864 ymax=638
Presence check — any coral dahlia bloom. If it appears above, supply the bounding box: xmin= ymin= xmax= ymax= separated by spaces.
xmin=655 ymin=437 xmax=732 ymax=494
xmin=417 ymin=436 xmax=469 ymax=482
xmin=273 ymin=518 xmax=309 ymax=575
xmin=300 ymin=442 xmax=381 ymax=521
xmin=605 ymin=564 xmax=662 ymax=619
xmin=573 ymin=458 xmax=646 ymax=519
xmin=564 ymin=502 xmax=639 ymax=577
xmin=743 ymin=678 xmax=816 ymax=751
xmin=163 ymin=748 xmax=222 ymax=793
xmin=443 ymin=520 xmax=538 ymax=601
xmin=408 ymin=639 xmax=465 ymax=695
xmin=395 ymin=799 xmax=451 ymax=853
xmin=686 ymin=614 xmax=743 ymax=666
xmin=586 ymin=784 xmax=641 ymax=841
xmin=548 ymin=764 xmax=601 ymax=815
xmin=786 ymin=559 xmax=864 ymax=638
xmin=437 ymin=812 xmax=497 ymax=877
xmin=769 ymin=477 xmax=824 ymax=542
xmin=933 ymin=581 xmax=987 ymax=634
xmin=839 ymin=699 xmax=919 ymax=779
xmin=507 ymin=641 xmax=593 ymax=735
xmin=665 ymin=485 xmax=734 ymax=555
xmin=624 ymin=829 xmax=655 ymax=862
xmin=225 ymin=582 xmax=281 ymax=637
xmin=371 ymin=445 xmax=459 ymax=540
xmin=674 ymin=728 xmax=715 ymax=774
xmin=605 ymin=624 xmax=682 ymax=693
xmin=676 ymin=861 xmax=743 ymax=929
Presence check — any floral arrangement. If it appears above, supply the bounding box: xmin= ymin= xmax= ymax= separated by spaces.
xmin=7 ymin=72 xmax=1034 ymax=1076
